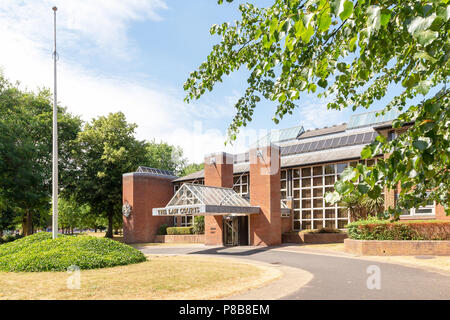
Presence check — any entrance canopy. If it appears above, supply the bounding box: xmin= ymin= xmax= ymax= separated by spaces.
xmin=152 ymin=183 xmax=260 ymax=216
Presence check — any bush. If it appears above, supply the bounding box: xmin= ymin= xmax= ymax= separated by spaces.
xmin=347 ymin=219 xmax=450 ymax=240
xmin=0 ymin=234 xmax=23 ymax=244
xmin=166 ymin=227 xmax=193 ymax=235
xmin=193 ymin=216 xmax=204 ymax=234
xmin=0 ymin=232 xmax=146 ymax=272
xmin=310 ymin=227 xmax=342 ymax=234
xmin=157 ymin=224 xmax=168 ymax=235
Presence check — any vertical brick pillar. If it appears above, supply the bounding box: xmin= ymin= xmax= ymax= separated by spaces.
xmin=435 ymin=205 xmax=450 ymax=221
xmin=203 ymin=152 xmax=234 ymax=245
xmin=383 ymin=153 xmax=396 ymax=211
xmin=249 ymin=144 xmax=282 ymax=246
xmin=122 ymin=172 xmax=174 ymax=243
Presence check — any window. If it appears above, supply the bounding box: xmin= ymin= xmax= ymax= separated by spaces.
xmin=387 ymin=130 xmax=397 ymax=141
xmin=173 ymin=215 xmax=194 ymax=227
xmin=181 ymin=215 xmax=193 ymax=227
xmin=400 ymin=196 xmax=435 ymax=216
xmin=233 ymin=174 xmax=249 ymax=196
xmin=289 ymin=160 xmax=384 ymax=231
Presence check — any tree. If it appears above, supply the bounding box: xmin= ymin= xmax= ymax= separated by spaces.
xmin=0 ymin=73 xmax=82 ymax=235
xmin=337 ymin=189 xmax=384 ymax=221
xmin=58 ymin=197 xmax=91 ymax=233
xmin=180 ymin=163 xmax=205 ymax=177
xmin=145 ymin=140 xmax=186 ymax=174
xmin=184 ymin=0 xmax=449 ymax=216
xmin=64 ymin=112 xmax=148 ymax=238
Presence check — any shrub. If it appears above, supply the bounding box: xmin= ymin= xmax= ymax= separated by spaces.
xmin=347 ymin=219 xmax=450 ymax=240
xmin=0 ymin=234 xmax=23 ymax=244
xmin=157 ymin=224 xmax=168 ymax=235
xmin=193 ymin=216 xmax=205 ymax=234
xmin=166 ymin=227 xmax=193 ymax=235
xmin=312 ymin=227 xmax=342 ymax=234
xmin=0 ymin=232 xmax=146 ymax=272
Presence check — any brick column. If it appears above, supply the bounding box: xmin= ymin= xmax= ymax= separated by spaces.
xmin=383 ymin=153 xmax=396 ymax=211
xmin=203 ymin=152 xmax=234 ymax=245
xmin=122 ymin=172 xmax=174 ymax=243
xmin=249 ymin=144 xmax=282 ymax=246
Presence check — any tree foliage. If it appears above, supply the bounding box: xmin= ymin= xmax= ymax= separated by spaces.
xmin=0 ymin=74 xmax=82 ymax=234
xmin=63 ymin=112 xmax=148 ymax=238
xmin=145 ymin=140 xmax=186 ymax=174
xmin=185 ymin=0 xmax=449 ymax=216
xmin=180 ymin=163 xmax=205 ymax=177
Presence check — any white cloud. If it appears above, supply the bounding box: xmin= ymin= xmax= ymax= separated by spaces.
xmin=0 ymin=0 xmax=242 ymax=164
xmin=298 ymin=97 xmax=348 ymax=130
xmin=0 ymin=0 xmax=168 ymax=59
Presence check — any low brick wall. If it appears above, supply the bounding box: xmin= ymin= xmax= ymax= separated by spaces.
xmin=344 ymin=238 xmax=450 ymax=256
xmin=154 ymin=234 xmax=205 ymax=243
xmin=282 ymin=232 xmax=348 ymax=244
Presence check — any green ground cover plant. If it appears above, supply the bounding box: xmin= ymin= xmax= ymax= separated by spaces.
xmin=0 ymin=232 xmax=146 ymax=272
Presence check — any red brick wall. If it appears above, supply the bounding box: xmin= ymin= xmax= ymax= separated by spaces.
xmin=122 ymin=173 xmax=173 ymax=244
xmin=249 ymin=144 xmax=282 ymax=246
xmin=281 ymin=216 xmax=292 ymax=233
xmin=435 ymin=204 xmax=450 ymax=221
xmin=204 ymin=152 xmax=234 ymax=245
xmin=345 ymin=238 xmax=450 ymax=255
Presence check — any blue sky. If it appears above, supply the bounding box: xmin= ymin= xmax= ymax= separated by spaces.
xmin=0 ymin=0 xmax=433 ymax=163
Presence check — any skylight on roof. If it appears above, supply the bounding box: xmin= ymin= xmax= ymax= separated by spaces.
xmin=254 ymin=125 xmax=305 ymax=147
xmin=347 ymin=109 xmax=400 ymax=129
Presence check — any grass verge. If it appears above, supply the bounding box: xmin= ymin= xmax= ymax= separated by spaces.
xmin=0 ymin=255 xmax=280 ymax=300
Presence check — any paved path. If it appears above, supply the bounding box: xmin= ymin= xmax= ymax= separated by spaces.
xmin=138 ymin=245 xmax=450 ymax=300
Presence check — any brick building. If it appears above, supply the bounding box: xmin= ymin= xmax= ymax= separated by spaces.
xmin=122 ymin=109 xmax=449 ymax=246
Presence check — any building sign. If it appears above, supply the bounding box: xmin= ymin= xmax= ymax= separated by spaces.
xmin=153 ymin=205 xmax=203 ymax=216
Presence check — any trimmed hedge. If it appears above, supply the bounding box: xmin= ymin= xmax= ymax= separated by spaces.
xmin=303 ymin=227 xmax=342 ymax=234
xmin=166 ymin=227 xmax=193 ymax=235
xmin=0 ymin=232 xmax=146 ymax=272
xmin=347 ymin=219 xmax=450 ymax=240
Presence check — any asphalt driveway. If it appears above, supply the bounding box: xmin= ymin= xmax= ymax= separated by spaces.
xmin=138 ymin=245 xmax=450 ymax=300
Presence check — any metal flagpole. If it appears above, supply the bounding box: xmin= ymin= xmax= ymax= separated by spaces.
xmin=52 ymin=6 xmax=58 ymax=239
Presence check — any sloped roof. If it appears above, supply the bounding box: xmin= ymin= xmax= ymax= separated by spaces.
xmin=297 ymin=123 xmax=347 ymax=140
xmin=152 ymin=183 xmax=260 ymax=216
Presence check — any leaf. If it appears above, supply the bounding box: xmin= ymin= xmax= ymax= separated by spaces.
xmin=269 ymin=17 xmax=279 ymax=36
xmin=366 ymin=5 xmax=381 ymax=31
xmin=361 ymin=146 xmax=373 ymax=159
xmin=367 ymin=185 xmax=381 ymax=199
xmin=416 ymin=80 xmax=432 ymax=95
xmin=340 ymin=166 xmax=358 ymax=182
xmin=424 ymin=102 xmax=440 ymax=114
xmin=380 ymin=10 xmax=391 ymax=26
xmin=357 ymin=183 xmax=370 ymax=194
xmin=335 ymin=180 xmax=352 ymax=194
xmin=318 ymin=78 xmax=328 ymax=88
xmin=294 ymin=19 xmax=305 ymax=37
xmin=301 ymin=24 xmax=314 ymax=43
xmin=324 ymin=191 xmax=341 ymax=205
xmin=339 ymin=0 xmax=353 ymax=20
xmin=402 ymin=73 xmax=420 ymax=88
xmin=412 ymin=137 xmax=431 ymax=150
xmin=415 ymin=30 xmax=439 ymax=46
xmin=407 ymin=14 xmax=437 ymax=35
xmin=349 ymin=36 xmax=357 ymax=51
xmin=318 ymin=12 xmax=332 ymax=32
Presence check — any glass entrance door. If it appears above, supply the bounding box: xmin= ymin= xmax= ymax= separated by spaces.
xmin=223 ymin=216 xmax=239 ymax=246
